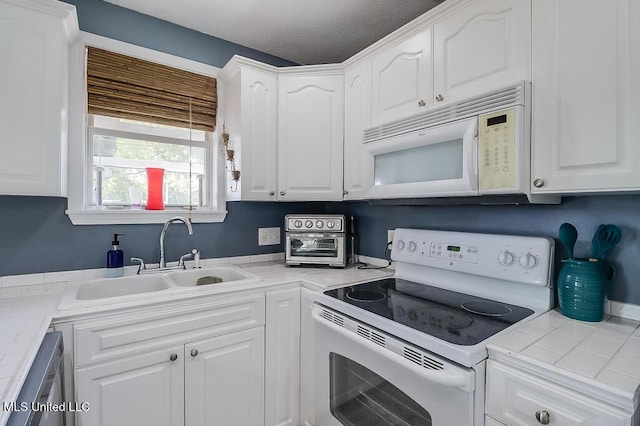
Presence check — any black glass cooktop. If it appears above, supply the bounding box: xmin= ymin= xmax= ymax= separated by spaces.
xmin=324 ymin=278 xmax=534 ymax=346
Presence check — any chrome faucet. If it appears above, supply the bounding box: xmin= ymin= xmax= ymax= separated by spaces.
xmin=159 ymin=216 xmax=193 ymax=268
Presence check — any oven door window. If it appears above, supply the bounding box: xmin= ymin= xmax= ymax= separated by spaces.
xmin=289 ymin=234 xmax=338 ymax=258
xmin=329 ymin=353 xmax=432 ymax=425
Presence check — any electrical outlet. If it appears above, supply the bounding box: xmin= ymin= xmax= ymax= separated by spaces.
xmin=258 ymin=227 xmax=281 ymax=246
xmin=387 ymin=229 xmax=395 ymax=243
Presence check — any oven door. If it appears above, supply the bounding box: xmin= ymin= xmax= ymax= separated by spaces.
xmin=364 ymin=116 xmax=478 ymax=199
xmin=286 ymin=233 xmax=345 ymax=266
xmin=314 ymin=307 xmax=477 ymax=426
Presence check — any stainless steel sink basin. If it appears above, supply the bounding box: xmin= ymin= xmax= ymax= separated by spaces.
xmin=166 ymin=266 xmax=260 ymax=287
xmin=75 ymin=275 xmax=172 ymax=300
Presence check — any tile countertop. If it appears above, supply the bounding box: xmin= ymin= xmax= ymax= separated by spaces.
xmin=488 ymin=309 xmax=640 ymax=411
xmin=0 ymin=260 xmax=393 ymax=425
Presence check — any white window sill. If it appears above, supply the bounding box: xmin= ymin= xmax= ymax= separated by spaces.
xmin=66 ymin=208 xmax=228 ymax=225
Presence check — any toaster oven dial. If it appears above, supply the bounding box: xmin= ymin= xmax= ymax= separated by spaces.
xmin=305 ymin=220 xmax=313 ymax=229
xmin=294 ymin=220 xmax=303 ymax=228
xmin=316 ymin=220 xmax=324 ymax=229
xmin=326 ymin=220 xmax=335 ymax=229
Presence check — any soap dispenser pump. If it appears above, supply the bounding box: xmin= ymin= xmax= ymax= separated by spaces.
xmin=106 ymin=233 xmax=125 ymax=278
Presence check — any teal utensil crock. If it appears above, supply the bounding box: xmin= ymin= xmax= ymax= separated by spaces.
xmin=557 ymin=259 xmax=608 ymax=322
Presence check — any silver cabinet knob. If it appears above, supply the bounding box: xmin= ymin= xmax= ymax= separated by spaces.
xmin=280 ymin=191 xmax=285 ymax=196
xmin=535 ymin=410 xmax=550 ymax=425
xmin=343 ymin=190 xmax=348 ymax=196
xmin=417 ymin=99 xmax=426 ymax=107
xmin=533 ymin=178 xmax=545 ymax=188
xmin=269 ymin=191 xmax=275 ymax=196
xmin=190 ymin=349 xmax=198 ymax=357
xmin=169 ymin=353 xmax=178 ymax=362
xmin=435 ymin=94 xmax=444 ymax=102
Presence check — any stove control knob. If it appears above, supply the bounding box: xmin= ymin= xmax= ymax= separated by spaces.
xmin=407 ymin=241 xmax=417 ymax=253
xmin=294 ymin=220 xmax=303 ymax=229
xmin=316 ymin=220 xmax=324 ymax=229
xmin=326 ymin=220 xmax=335 ymax=229
xmin=498 ymin=250 xmax=515 ymax=266
xmin=305 ymin=220 xmax=313 ymax=229
xmin=395 ymin=240 xmax=405 ymax=251
xmin=519 ymin=252 xmax=538 ymax=270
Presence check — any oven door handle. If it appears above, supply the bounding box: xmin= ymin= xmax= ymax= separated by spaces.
xmin=313 ymin=309 xmax=473 ymax=391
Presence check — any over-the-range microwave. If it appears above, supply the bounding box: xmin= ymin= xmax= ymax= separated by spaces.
xmin=361 ymin=82 xmax=559 ymax=205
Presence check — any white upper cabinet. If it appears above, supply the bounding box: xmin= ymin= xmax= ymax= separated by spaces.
xmin=432 ymin=0 xmax=531 ymax=105
xmin=371 ymin=29 xmax=433 ymax=125
xmin=220 ymin=58 xmax=279 ymax=201
xmin=343 ymin=61 xmax=373 ymax=200
xmin=531 ymin=0 xmax=640 ymax=194
xmin=0 ymin=0 xmax=78 ymax=196
xmin=278 ymin=72 xmax=344 ymax=201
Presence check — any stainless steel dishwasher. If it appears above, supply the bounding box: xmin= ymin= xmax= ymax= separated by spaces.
xmin=7 ymin=331 xmax=65 ymax=426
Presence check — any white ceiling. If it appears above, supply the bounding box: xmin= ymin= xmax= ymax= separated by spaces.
xmin=103 ymin=0 xmax=445 ymax=65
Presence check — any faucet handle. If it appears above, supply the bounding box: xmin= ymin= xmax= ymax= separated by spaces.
xmin=178 ymin=252 xmax=193 ymax=269
xmin=131 ymin=257 xmax=146 ymax=274
xmin=192 ymin=249 xmax=201 ymax=269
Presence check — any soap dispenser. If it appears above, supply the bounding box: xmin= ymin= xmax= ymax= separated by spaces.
xmin=106 ymin=233 xmax=124 ymax=278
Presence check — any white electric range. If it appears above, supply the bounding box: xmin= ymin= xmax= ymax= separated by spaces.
xmin=313 ymin=228 xmax=554 ymax=426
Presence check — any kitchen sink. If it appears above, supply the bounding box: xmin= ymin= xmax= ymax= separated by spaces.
xmin=75 ymin=275 xmax=172 ymax=300
xmin=165 ymin=266 xmax=260 ymax=287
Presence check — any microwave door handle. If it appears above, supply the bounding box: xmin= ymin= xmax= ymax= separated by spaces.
xmin=472 ymin=124 xmax=478 ymax=178
xmin=463 ymin=118 xmax=479 ymax=191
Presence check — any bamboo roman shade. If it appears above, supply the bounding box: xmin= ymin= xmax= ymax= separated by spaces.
xmin=87 ymin=47 xmax=217 ymax=131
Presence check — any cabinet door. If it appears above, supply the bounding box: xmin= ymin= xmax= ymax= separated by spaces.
xmin=240 ymin=67 xmax=278 ymax=201
xmin=265 ymin=288 xmax=301 ymax=426
xmin=433 ymin=0 xmax=530 ymax=105
xmin=343 ymin=61 xmax=373 ymax=200
xmin=0 ymin=0 xmax=75 ymax=196
xmin=486 ymin=360 xmax=631 ymax=426
xmin=278 ymin=75 xmax=344 ymax=201
xmin=299 ymin=289 xmax=317 ymax=426
xmin=531 ymin=0 xmax=640 ymax=193
xmin=371 ymin=29 xmax=432 ymax=124
xmin=185 ymin=327 xmax=265 ymax=426
xmin=75 ymin=346 xmax=185 ymax=426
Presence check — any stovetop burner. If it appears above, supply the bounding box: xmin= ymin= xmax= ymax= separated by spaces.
xmin=324 ymin=278 xmax=534 ymax=346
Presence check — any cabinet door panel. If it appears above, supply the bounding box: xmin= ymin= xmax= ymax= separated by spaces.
xmin=241 ymin=67 xmax=278 ymax=200
xmin=433 ymin=0 xmax=530 ymax=104
xmin=372 ymin=30 xmax=432 ymax=124
xmin=186 ymin=327 xmax=265 ymax=426
xmin=531 ymin=0 xmax=640 ymax=193
xmin=278 ymin=75 xmax=344 ymax=200
xmin=344 ymin=61 xmax=373 ymax=200
xmin=265 ymin=288 xmax=301 ymax=426
xmin=75 ymin=346 xmax=185 ymax=426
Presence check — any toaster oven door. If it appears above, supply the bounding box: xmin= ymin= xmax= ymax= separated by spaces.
xmin=286 ymin=233 xmax=345 ymax=266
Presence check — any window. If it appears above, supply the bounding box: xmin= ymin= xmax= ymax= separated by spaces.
xmin=66 ymin=34 xmax=227 ymax=224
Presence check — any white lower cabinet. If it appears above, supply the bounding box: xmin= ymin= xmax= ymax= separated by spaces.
xmin=486 ymin=360 xmax=631 ymax=426
xmin=186 ymin=328 xmax=265 ymax=426
xmin=76 ymin=346 xmax=185 ymax=426
xmin=265 ymin=288 xmax=301 ymax=426
xmin=71 ymin=294 xmax=266 ymax=426
xmin=298 ymin=288 xmax=317 ymax=426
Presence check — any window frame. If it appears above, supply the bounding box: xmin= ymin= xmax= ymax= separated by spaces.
xmin=66 ymin=32 xmax=227 ymax=224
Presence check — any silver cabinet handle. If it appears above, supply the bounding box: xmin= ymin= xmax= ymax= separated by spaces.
xmin=343 ymin=190 xmax=348 ymax=196
xmin=417 ymin=99 xmax=426 ymax=107
xmin=435 ymin=94 xmax=444 ymax=102
xmin=280 ymin=191 xmax=285 ymax=196
xmin=190 ymin=349 xmax=198 ymax=357
xmin=269 ymin=191 xmax=275 ymax=196
xmin=533 ymin=178 xmax=545 ymax=188
xmin=169 ymin=353 xmax=178 ymax=362
xmin=535 ymin=410 xmax=550 ymax=425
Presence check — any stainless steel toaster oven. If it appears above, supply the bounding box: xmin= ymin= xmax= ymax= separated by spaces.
xmin=285 ymin=214 xmax=346 ymax=267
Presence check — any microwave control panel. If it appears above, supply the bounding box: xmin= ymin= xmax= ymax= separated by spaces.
xmin=478 ymin=108 xmax=517 ymax=191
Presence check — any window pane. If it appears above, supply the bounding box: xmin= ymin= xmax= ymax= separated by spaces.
xmin=92 ymin=134 xmax=205 ymax=207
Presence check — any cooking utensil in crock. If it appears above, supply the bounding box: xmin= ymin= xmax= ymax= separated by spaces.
xmin=559 ymin=222 xmax=578 ymax=259
xmin=590 ymin=224 xmax=621 ymax=261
